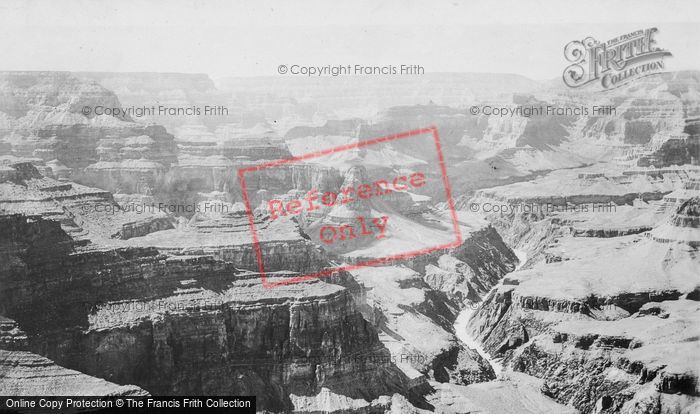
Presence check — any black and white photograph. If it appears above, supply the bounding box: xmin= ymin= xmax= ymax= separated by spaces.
xmin=0 ymin=1 xmax=698 ymax=413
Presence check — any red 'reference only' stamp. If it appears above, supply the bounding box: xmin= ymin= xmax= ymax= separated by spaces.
xmin=237 ymin=126 xmax=462 ymax=288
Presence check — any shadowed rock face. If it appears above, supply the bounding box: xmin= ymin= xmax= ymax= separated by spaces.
xmin=624 ymin=120 xmax=655 ymax=145
xmin=74 ymin=280 xmax=410 ymax=409
xmin=0 ymin=349 xmax=149 ymax=397
xmin=638 ymin=118 xmax=700 ymax=167
xmin=0 ymin=212 xmax=420 ymax=411
xmin=515 ymin=113 xmax=574 ymax=150
xmin=0 ymin=222 xmax=148 ymax=397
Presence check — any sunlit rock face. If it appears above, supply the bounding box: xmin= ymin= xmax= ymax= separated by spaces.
xmin=465 ymin=233 xmax=700 ymax=412
xmin=462 ymin=174 xmax=700 ymax=413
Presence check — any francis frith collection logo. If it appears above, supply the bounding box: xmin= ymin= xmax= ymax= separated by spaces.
xmin=563 ymin=27 xmax=672 ymax=90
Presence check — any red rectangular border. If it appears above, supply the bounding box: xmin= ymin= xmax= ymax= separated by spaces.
xmin=238 ymin=126 xmax=462 ymax=288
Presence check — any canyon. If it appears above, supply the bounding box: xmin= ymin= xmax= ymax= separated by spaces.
xmin=0 ymin=70 xmax=698 ymax=413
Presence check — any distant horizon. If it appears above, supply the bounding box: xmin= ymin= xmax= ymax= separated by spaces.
xmin=0 ymin=69 xmax=555 ymax=81
xmin=1 ymin=0 xmax=699 ymax=80
xmin=1 ymin=69 xmax=698 ymax=85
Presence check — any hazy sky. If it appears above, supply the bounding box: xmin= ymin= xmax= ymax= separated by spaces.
xmin=1 ymin=0 xmax=698 ymax=80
